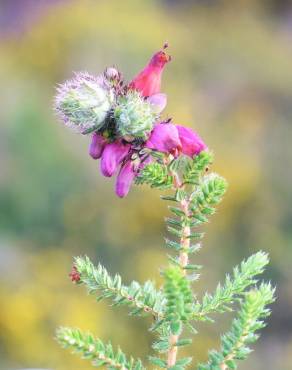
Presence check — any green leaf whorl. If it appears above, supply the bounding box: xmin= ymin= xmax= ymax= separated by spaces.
xmin=114 ymin=91 xmax=157 ymax=140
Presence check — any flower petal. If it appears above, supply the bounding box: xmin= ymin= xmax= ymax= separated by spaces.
xmin=89 ymin=133 xmax=107 ymax=159
xmin=100 ymin=141 xmax=130 ymax=177
xmin=130 ymin=70 xmax=161 ymax=97
xmin=129 ymin=49 xmax=171 ymax=97
xmin=147 ymin=93 xmax=167 ymax=113
xmin=176 ymin=125 xmax=207 ymax=157
xmin=146 ymin=123 xmax=181 ymax=154
xmin=115 ymin=160 xmax=136 ymax=198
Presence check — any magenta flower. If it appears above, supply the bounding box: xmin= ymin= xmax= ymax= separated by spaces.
xmin=89 ymin=123 xmax=207 ymax=198
xmin=55 ymin=45 xmax=209 ymax=199
xmin=146 ymin=122 xmax=207 ymax=158
xmin=100 ymin=141 xmax=131 ymax=177
xmin=129 ymin=46 xmax=171 ymax=97
xmin=89 ymin=133 xmax=107 ymax=159
xmin=146 ymin=123 xmax=182 ymax=155
xmin=115 ymin=152 xmax=152 ymax=198
xmin=176 ymin=125 xmax=207 ymax=157
xmin=115 ymin=160 xmax=136 ymax=198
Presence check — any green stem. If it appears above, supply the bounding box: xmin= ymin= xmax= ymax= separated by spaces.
xmin=219 ymin=319 xmax=252 ymax=369
xmin=167 ymin=182 xmax=191 ymax=368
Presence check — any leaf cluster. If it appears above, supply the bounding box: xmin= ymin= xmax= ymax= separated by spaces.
xmin=164 ymin=266 xmax=193 ymax=335
xmin=74 ymin=256 xmax=165 ymax=318
xmin=56 ymin=327 xmax=144 ymax=370
xmin=135 ymin=161 xmax=173 ymax=189
xmin=183 ymin=151 xmax=214 ymax=185
xmin=198 ymin=283 xmax=275 ymax=369
xmin=57 ymin=150 xmax=275 ymax=370
xmin=192 ymin=251 xmax=270 ymax=321
xmin=191 ymin=172 xmax=227 ymax=209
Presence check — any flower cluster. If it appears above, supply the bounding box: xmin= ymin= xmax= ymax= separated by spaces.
xmin=54 ymin=45 xmax=207 ymax=197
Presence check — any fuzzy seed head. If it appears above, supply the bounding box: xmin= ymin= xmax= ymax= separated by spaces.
xmin=54 ymin=72 xmax=113 ymax=134
xmin=114 ymin=90 xmax=158 ymax=141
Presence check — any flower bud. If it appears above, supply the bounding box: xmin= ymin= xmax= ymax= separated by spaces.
xmin=54 ymin=72 xmax=113 ymax=134
xmin=146 ymin=122 xmax=182 ymax=155
xmin=114 ymin=91 xmax=158 ymax=141
xmin=100 ymin=141 xmax=131 ymax=177
xmin=115 ymin=160 xmax=136 ymax=198
xmin=104 ymin=67 xmax=120 ymax=81
xmin=89 ymin=132 xmax=107 ymax=159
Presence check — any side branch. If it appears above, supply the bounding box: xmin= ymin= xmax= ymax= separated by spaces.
xmin=74 ymin=256 xmax=165 ymax=319
xmin=191 ymin=251 xmax=270 ymax=321
xmin=56 ymin=327 xmax=145 ymax=370
xmin=198 ymin=283 xmax=275 ymax=370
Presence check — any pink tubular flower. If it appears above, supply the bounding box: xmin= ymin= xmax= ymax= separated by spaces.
xmin=176 ymin=125 xmax=207 ymax=157
xmin=115 ymin=149 xmax=152 ymax=198
xmin=89 ymin=133 xmax=107 ymax=159
xmin=145 ymin=122 xmax=207 ymax=158
xmin=146 ymin=123 xmax=182 ymax=155
xmin=100 ymin=141 xmax=131 ymax=177
xmin=115 ymin=160 xmax=136 ymax=198
xmin=129 ymin=47 xmax=171 ymax=97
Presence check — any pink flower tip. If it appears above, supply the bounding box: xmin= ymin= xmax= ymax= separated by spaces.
xmin=129 ymin=48 xmax=171 ymax=97
xmin=176 ymin=125 xmax=207 ymax=157
xmin=89 ymin=133 xmax=107 ymax=159
xmin=115 ymin=161 xmax=136 ymax=198
xmin=149 ymin=50 xmax=171 ymax=68
xmin=146 ymin=122 xmax=207 ymax=158
xmin=146 ymin=122 xmax=182 ymax=156
xmin=100 ymin=141 xmax=130 ymax=177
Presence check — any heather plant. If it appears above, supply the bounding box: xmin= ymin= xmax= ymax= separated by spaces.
xmin=54 ymin=45 xmax=275 ymax=370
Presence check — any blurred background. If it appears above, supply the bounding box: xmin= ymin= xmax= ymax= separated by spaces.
xmin=0 ymin=0 xmax=292 ymax=369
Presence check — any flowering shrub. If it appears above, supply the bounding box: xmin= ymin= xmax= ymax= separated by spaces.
xmin=54 ymin=45 xmax=275 ymax=370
